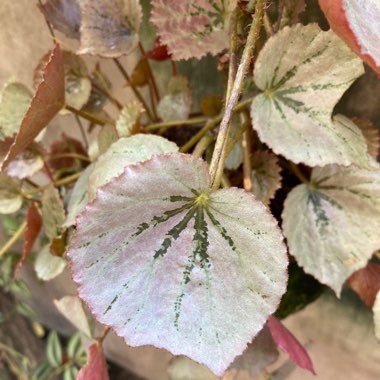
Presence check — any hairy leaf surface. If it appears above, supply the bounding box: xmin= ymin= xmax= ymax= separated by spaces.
xmin=150 ymin=0 xmax=235 ymax=60
xmin=251 ymin=24 xmax=366 ymax=167
xmin=68 ymin=153 xmax=288 ymax=375
xmin=79 ymin=0 xmax=142 ymax=57
xmin=319 ymin=0 xmax=380 ymax=74
xmin=283 ymin=164 xmax=380 ymax=295
xmin=0 ymin=82 xmax=32 ymax=139
xmin=88 ymin=134 xmax=178 ymax=200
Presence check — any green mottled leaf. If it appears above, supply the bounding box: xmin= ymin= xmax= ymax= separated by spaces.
xmin=54 ymin=296 xmax=91 ymax=337
xmin=67 ymin=332 xmax=86 ymax=359
xmin=35 ymin=244 xmax=66 ymax=281
xmin=88 ymin=134 xmax=178 ymax=200
xmin=68 ymin=153 xmax=288 ymax=375
xmin=251 ymin=24 xmax=367 ymax=167
xmin=0 ymin=81 xmax=32 ymax=138
xmin=0 ymin=173 xmax=22 ymax=214
xmin=116 ymin=102 xmax=143 ymax=137
xmin=41 ymin=185 xmax=66 ymax=240
xmin=283 ymin=164 xmax=380 ymax=295
xmin=251 ymin=150 xmax=282 ymax=206
xmin=46 ymin=331 xmax=62 ymax=368
xmin=63 ymin=366 xmax=79 ymax=380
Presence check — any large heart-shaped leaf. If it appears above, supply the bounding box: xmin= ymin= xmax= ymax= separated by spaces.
xmin=282 ymin=164 xmax=380 ymax=295
xmin=251 ymin=24 xmax=367 ymax=167
xmin=68 ymin=153 xmax=288 ymax=375
xmin=79 ymin=0 xmax=142 ymax=57
xmin=319 ymin=0 xmax=380 ymax=74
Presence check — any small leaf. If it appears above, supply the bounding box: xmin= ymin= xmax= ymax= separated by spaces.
xmin=17 ymin=202 xmax=42 ymax=271
xmin=0 ymin=81 xmax=32 ymax=138
xmin=16 ymin=301 xmax=37 ymax=319
xmin=41 ymin=185 xmax=66 ymax=240
xmin=0 ymin=173 xmax=22 ymax=214
xmin=77 ymin=342 xmax=109 ymax=380
xmin=68 ymin=153 xmax=288 ymax=375
xmin=35 ymin=244 xmax=66 ymax=281
xmin=151 ymin=0 xmax=234 ymax=60
xmin=2 ymin=44 xmax=65 ymax=169
xmin=267 ymin=316 xmax=315 ymax=374
xmin=319 ymin=0 xmax=380 ymax=74
xmin=65 ymin=163 xmax=95 ymax=227
xmin=129 ymin=58 xmax=150 ymax=87
xmin=158 ymin=76 xmax=192 ymax=122
xmin=54 ymin=295 xmax=91 ymax=337
xmin=67 ymin=332 xmax=86 ymax=359
xmin=46 ymin=331 xmax=63 ymax=368
xmin=88 ymin=134 xmax=178 ymax=200
xmin=348 ymin=262 xmax=380 ymax=307
xmin=251 ymin=24 xmax=367 ymax=167
xmin=351 ymin=117 xmax=380 ymax=159
xmin=79 ymin=0 xmax=142 ymax=58
xmin=63 ymin=366 xmax=79 ymax=380
xmin=230 ymin=325 xmax=279 ymax=377
xmin=167 ymin=356 xmax=217 ymax=380
xmin=115 ymin=102 xmax=143 ymax=137
xmin=374 ymin=291 xmax=380 ymax=341
xmin=146 ymin=37 xmax=171 ymax=61
xmin=282 ymin=164 xmax=380 ymax=295
xmin=251 ymin=150 xmax=282 ymax=205
xmin=38 ymin=0 xmax=81 ymax=40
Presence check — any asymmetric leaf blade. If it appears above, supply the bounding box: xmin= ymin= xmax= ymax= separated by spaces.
xmin=68 ymin=153 xmax=288 ymax=375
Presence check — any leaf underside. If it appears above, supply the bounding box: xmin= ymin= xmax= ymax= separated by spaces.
xmin=68 ymin=153 xmax=288 ymax=375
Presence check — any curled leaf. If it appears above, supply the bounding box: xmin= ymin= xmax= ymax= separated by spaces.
xmin=79 ymin=0 xmax=142 ymax=57
xmin=0 ymin=81 xmax=32 ymax=139
xmin=151 ymin=0 xmax=235 ymax=60
xmin=251 ymin=24 xmax=367 ymax=167
xmin=251 ymin=150 xmax=282 ymax=206
xmin=77 ymin=342 xmax=109 ymax=380
xmin=115 ymin=102 xmax=143 ymax=137
xmin=267 ymin=316 xmax=315 ymax=374
xmin=319 ymin=0 xmax=380 ymax=74
xmin=2 ymin=44 xmax=65 ymax=169
xmin=68 ymin=153 xmax=288 ymax=375
xmin=282 ymin=164 xmax=380 ymax=295
xmin=0 ymin=173 xmax=22 ymax=214
xmin=38 ymin=0 xmax=81 ymax=39
xmin=88 ymin=134 xmax=178 ymax=200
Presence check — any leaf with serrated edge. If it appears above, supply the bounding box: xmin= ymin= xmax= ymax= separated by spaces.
xmin=0 ymin=173 xmax=22 ymax=214
xmin=54 ymin=295 xmax=91 ymax=337
xmin=251 ymin=151 xmax=282 ymax=206
xmin=319 ymin=0 xmax=380 ymax=74
xmin=150 ymin=0 xmax=235 ymax=61
xmin=374 ymin=291 xmax=380 ymax=341
xmin=38 ymin=0 xmax=81 ymax=40
xmin=65 ymin=163 xmax=95 ymax=227
xmin=35 ymin=244 xmax=67 ymax=281
xmin=77 ymin=342 xmax=109 ymax=380
xmin=79 ymin=0 xmax=142 ymax=58
xmin=88 ymin=134 xmax=178 ymax=200
xmin=352 ymin=117 xmax=380 ymax=159
xmin=2 ymin=44 xmax=65 ymax=169
xmin=41 ymin=185 xmax=66 ymax=240
xmin=68 ymin=153 xmax=288 ymax=376
xmin=251 ymin=24 xmax=366 ymax=167
xmin=282 ymin=163 xmax=380 ymax=295
xmin=116 ymin=102 xmax=143 ymax=137
xmin=0 ymin=82 xmax=32 ymax=139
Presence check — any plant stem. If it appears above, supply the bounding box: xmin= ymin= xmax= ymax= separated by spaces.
xmin=138 ymin=43 xmax=160 ymax=102
xmin=113 ymin=58 xmax=154 ymax=121
xmin=226 ymin=8 xmax=239 ymax=104
xmin=145 ymin=116 xmax=209 ymax=132
xmin=65 ymin=105 xmax=110 ymax=126
xmin=193 ymin=135 xmax=214 ymax=158
xmin=263 ymin=12 xmax=274 ymax=36
xmin=290 ymin=162 xmax=309 ymax=184
xmin=91 ymin=82 xmax=123 ymax=110
xmin=74 ymin=115 xmax=89 ymax=150
xmin=241 ymin=113 xmax=253 ymax=192
xmin=0 ymin=221 xmax=27 ymax=257
xmin=208 ymin=0 xmax=266 ymax=191
xmin=48 ymin=153 xmax=91 ymax=162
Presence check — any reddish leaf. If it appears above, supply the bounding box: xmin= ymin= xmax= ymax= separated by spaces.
xmin=319 ymin=0 xmax=380 ymax=74
xmin=2 ymin=44 xmax=65 ymax=169
xmin=17 ymin=202 xmax=42 ymax=272
xmin=145 ymin=38 xmax=171 ymax=61
xmin=348 ymin=262 xmax=380 ymax=307
xmin=38 ymin=0 xmax=81 ymax=40
xmin=77 ymin=342 xmax=109 ymax=380
xmin=267 ymin=316 xmax=315 ymax=375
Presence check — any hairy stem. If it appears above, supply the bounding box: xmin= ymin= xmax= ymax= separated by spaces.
xmin=209 ymin=0 xmax=266 ymax=190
